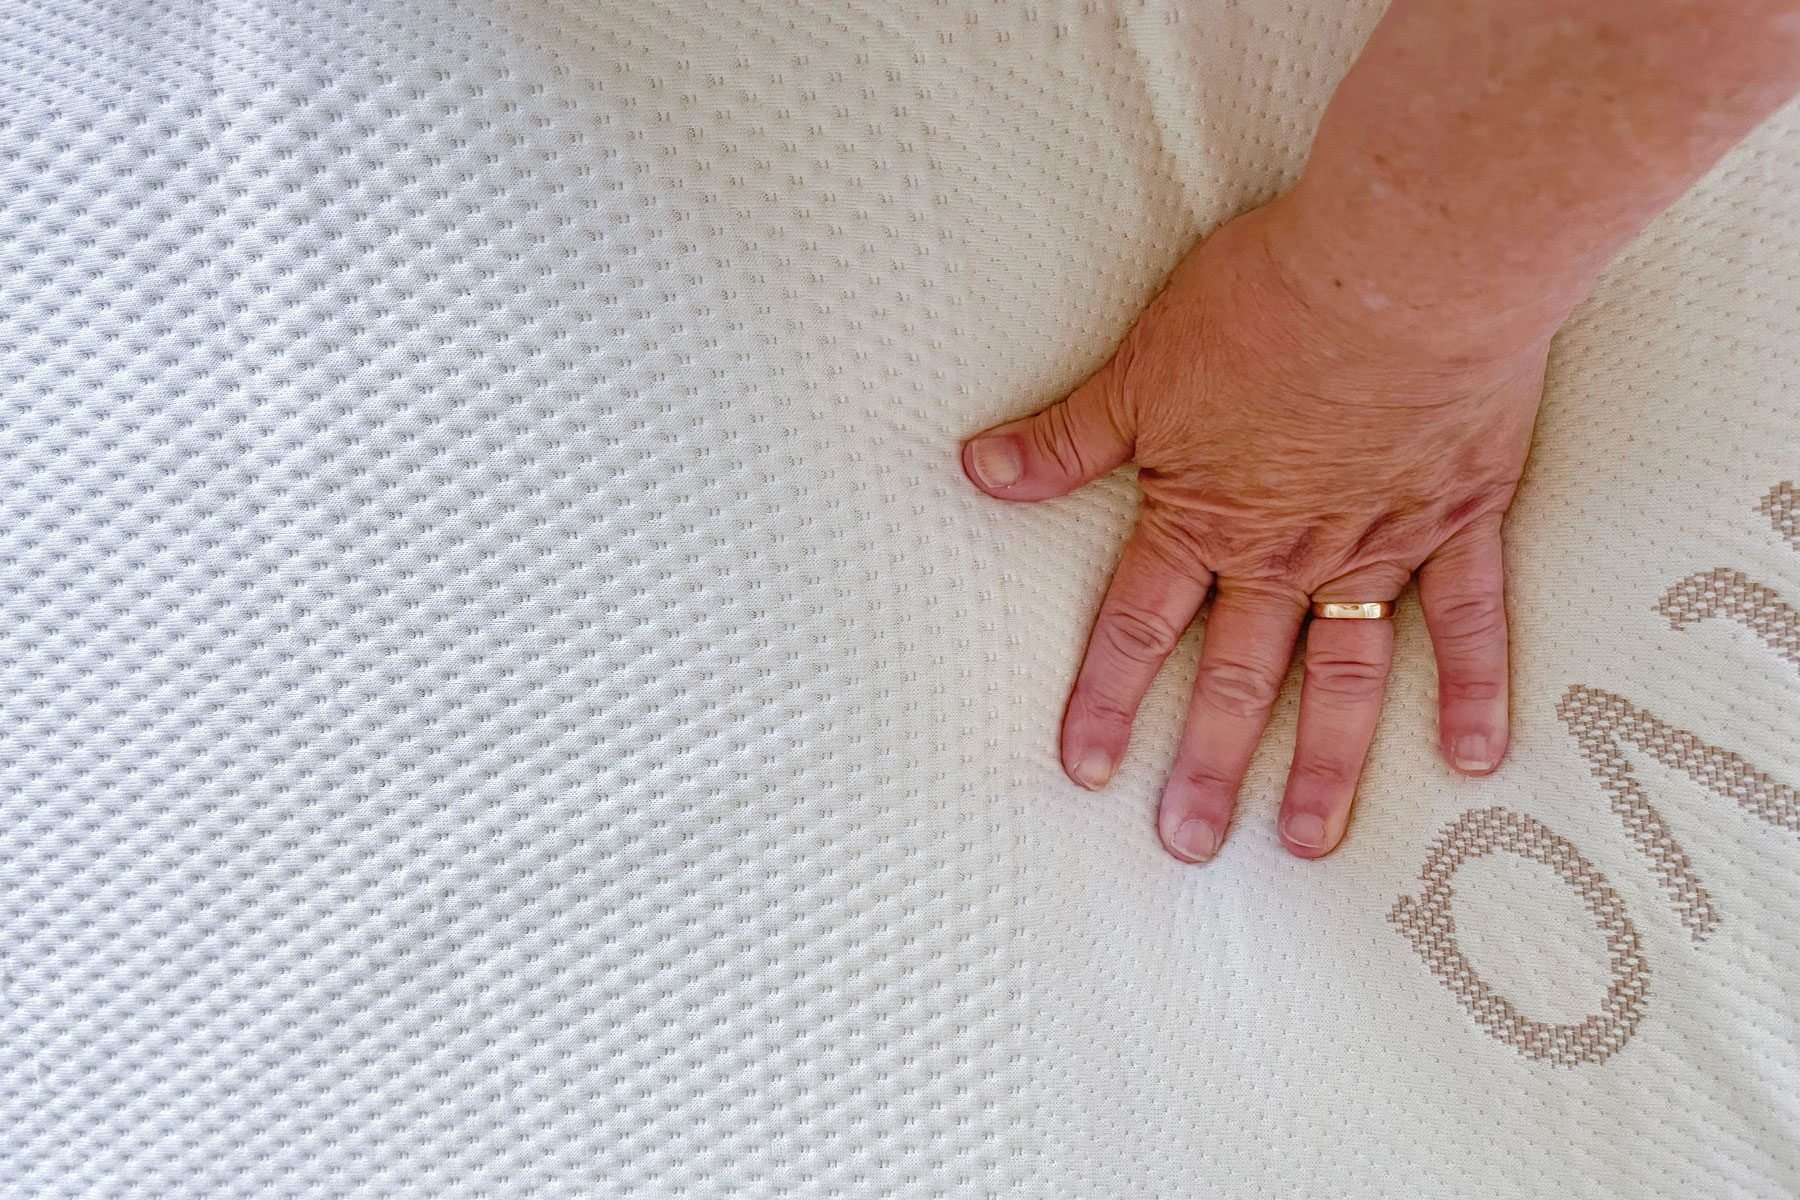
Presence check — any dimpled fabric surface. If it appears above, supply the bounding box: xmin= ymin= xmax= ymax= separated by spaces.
xmin=2 ymin=1 xmax=1798 ymax=1196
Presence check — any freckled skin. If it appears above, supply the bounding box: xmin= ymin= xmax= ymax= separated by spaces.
xmin=962 ymin=0 xmax=1800 ymax=865
xmin=1125 ymin=211 xmax=1542 ymax=591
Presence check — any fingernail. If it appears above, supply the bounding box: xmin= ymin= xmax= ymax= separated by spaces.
xmin=1284 ymin=812 xmax=1328 ymax=853
xmin=967 ymin=435 xmax=1022 ymax=489
xmin=1452 ymin=733 xmax=1494 ymax=773
xmin=1171 ymin=819 xmax=1220 ymax=863
xmin=1070 ymin=753 xmax=1113 ymax=790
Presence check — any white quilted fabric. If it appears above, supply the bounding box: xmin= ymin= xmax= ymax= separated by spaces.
xmin=2 ymin=1 xmax=1797 ymax=1196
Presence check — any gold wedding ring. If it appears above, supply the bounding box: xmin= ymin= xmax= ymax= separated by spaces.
xmin=1311 ymin=601 xmax=1395 ymax=620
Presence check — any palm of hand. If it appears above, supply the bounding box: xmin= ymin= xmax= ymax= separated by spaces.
xmin=963 ymin=204 xmax=1546 ymax=863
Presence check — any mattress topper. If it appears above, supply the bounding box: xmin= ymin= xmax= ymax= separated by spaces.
xmin=1 ymin=1 xmax=1797 ymax=1196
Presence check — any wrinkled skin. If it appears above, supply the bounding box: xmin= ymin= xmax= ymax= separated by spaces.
xmin=960 ymin=198 xmax=1547 ymax=864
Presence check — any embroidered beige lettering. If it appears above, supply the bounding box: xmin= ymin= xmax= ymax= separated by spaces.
xmin=1389 ymin=806 xmax=1648 ymax=1066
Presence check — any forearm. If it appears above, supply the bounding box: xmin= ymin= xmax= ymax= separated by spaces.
xmin=1266 ymin=0 xmax=1800 ymax=359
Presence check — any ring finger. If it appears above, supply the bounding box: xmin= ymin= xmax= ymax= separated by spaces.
xmin=1276 ymin=609 xmax=1396 ymax=858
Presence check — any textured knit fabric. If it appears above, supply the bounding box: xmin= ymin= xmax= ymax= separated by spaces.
xmin=1 ymin=1 xmax=1797 ymax=1197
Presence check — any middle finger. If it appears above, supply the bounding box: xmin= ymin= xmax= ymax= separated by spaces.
xmin=1157 ymin=582 xmax=1306 ymax=863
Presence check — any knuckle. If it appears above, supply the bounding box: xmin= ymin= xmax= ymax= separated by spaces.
xmin=1432 ymin=593 xmax=1506 ymax=647
xmin=1305 ymin=654 xmax=1390 ymax=701
xmin=1136 ymin=509 xmax=1213 ymax=577
xmin=1288 ymin=757 xmax=1358 ymax=794
xmin=1323 ymin=557 xmax=1412 ymax=600
xmin=1443 ymin=500 xmax=1507 ymax=536
xmin=1193 ymin=660 xmax=1283 ymax=718
xmin=1099 ymin=605 xmax=1185 ymax=664
xmin=1176 ymin=761 xmax=1240 ymax=801
xmin=1106 ymin=329 xmax=1139 ymax=407
xmin=1030 ymin=405 xmax=1091 ymax=480
xmin=1441 ymin=676 xmax=1505 ymax=703
xmin=1068 ymin=687 xmax=1136 ymax=730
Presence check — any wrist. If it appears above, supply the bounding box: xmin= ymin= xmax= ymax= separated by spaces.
xmin=1254 ymin=185 xmax=1578 ymax=367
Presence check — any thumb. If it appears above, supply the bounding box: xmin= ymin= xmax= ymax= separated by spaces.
xmin=961 ymin=348 xmax=1135 ymax=502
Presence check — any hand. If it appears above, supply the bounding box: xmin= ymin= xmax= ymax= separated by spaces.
xmin=960 ymin=197 xmax=1548 ymax=863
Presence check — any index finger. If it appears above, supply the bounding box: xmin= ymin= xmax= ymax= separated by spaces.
xmin=1060 ymin=526 xmax=1212 ymax=790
